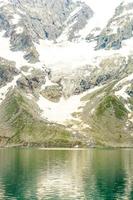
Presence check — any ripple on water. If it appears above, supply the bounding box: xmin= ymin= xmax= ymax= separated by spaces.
xmin=0 ymin=148 xmax=133 ymax=200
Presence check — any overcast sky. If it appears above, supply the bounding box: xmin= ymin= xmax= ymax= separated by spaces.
xmin=80 ymin=0 xmax=123 ymax=12
xmin=79 ymin=0 xmax=123 ymax=26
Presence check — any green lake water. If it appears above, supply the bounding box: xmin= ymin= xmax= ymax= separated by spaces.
xmin=0 ymin=148 xmax=133 ymax=200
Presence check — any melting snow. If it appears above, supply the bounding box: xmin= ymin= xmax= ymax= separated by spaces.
xmin=114 ymin=73 xmax=133 ymax=101
xmin=125 ymin=104 xmax=132 ymax=112
xmin=115 ymin=84 xmax=131 ymax=100
xmin=114 ymin=73 xmax=133 ymax=88
xmin=36 ymin=38 xmax=133 ymax=73
xmin=37 ymin=85 xmax=104 ymax=124
xmin=37 ymin=95 xmax=82 ymax=124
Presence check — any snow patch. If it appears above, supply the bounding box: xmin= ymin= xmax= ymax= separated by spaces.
xmin=36 ymin=38 xmax=133 ymax=73
xmin=15 ymin=27 xmax=23 ymax=34
xmin=115 ymin=84 xmax=131 ymax=100
xmin=37 ymin=95 xmax=82 ymax=124
xmin=114 ymin=73 xmax=133 ymax=88
xmin=37 ymin=85 xmax=104 ymax=124
xmin=125 ymin=104 xmax=132 ymax=112
xmin=11 ymin=14 xmax=21 ymax=25
xmin=114 ymin=73 xmax=133 ymax=101
xmin=67 ymin=6 xmax=82 ymax=20
xmin=0 ymin=0 xmax=9 ymax=7
xmin=0 ymin=31 xmax=28 ymax=68
xmin=41 ymin=76 xmax=58 ymax=90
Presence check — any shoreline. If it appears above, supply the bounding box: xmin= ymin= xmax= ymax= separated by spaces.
xmin=1 ymin=145 xmax=133 ymax=150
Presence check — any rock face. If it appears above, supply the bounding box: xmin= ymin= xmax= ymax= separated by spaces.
xmin=23 ymin=47 xmax=39 ymax=63
xmin=127 ymin=88 xmax=133 ymax=97
xmin=13 ymin=0 xmax=93 ymax=41
xmin=49 ymin=55 xmax=131 ymax=97
xmin=0 ymin=57 xmax=19 ymax=87
xmin=41 ymin=85 xmax=62 ymax=102
xmin=0 ymin=0 xmax=93 ymax=64
xmin=17 ymin=70 xmax=46 ymax=92
xmin=0 ymin=0 xmax=93 ymax=42
xmin=96 ymin=1 xmax=133 ymax=49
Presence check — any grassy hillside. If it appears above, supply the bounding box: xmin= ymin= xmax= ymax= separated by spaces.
xmin=0 ymin=89 xmax=84 ymax=147
xmin=79 ymin=83 xmax=133 ymax=147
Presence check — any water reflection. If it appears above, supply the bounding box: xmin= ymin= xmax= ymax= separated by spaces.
xmin=36 ymin=150 xmax=90 ymax=200
xmin=0 ymin=148 xmax=133 ymax=200
xmin=86 ymin=150 xmax=127 ymax=200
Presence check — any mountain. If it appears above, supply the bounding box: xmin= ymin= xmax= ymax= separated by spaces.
xmin=0 ymin=0 xmax=133 ymax=147
xmin=96 ymin=0 xmax=133 ymax=49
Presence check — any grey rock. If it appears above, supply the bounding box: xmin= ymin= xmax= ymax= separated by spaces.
xmin=0 ymin=0 xmax=93 ymax=66
xmin=96 ymin=2 xmax=133 ymax=50
xmin=23 ymin=47 xmax=39 ymax=63
xmin=0 ymin=0 xmax=93 ymax=42
xmin=10 ymin=32 xmax=33 ymax=51
xmin=0 ymin=13 xmax=10 ymax=31
xmin=95 ymin=74 xmax=111 ymax=85
xmin=0 ymin=57 xmax=19 ymax=87
xmin=127 ymin=90 xmax=133 ymax=97
xmin=41 ymin=85 xmax=62 ymax=102
xmin=17 ymin=72 xmax=46 ymax=91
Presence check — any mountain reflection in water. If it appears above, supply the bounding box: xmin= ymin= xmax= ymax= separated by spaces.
xmin=0 ymin=148 xmax=133 ymax=200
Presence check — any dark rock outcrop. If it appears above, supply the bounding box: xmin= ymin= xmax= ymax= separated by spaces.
xmin=0 ymin=57 xmax=19 ymax=87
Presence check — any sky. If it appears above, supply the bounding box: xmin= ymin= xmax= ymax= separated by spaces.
xmin=80 ymin=0 xmax=123 ymax=19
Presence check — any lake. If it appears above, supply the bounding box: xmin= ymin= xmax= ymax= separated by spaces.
xmin=0 ymin=148 xmax=133 ymax=200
